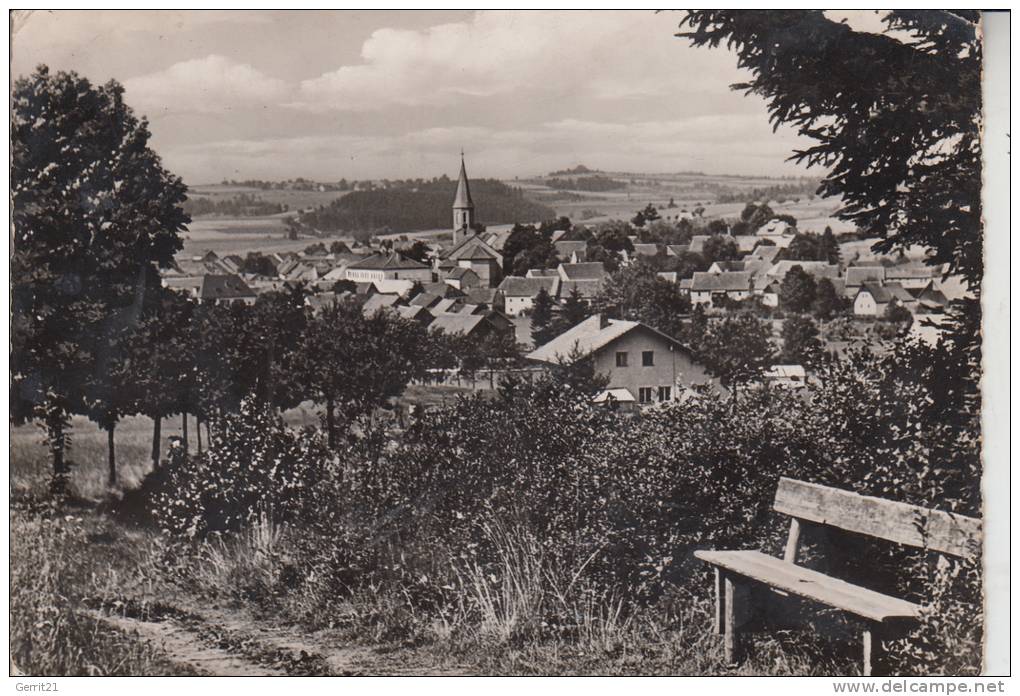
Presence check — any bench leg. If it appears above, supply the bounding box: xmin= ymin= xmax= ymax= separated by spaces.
xmin=723 ymin=573 xmax=751 ymax=666
xmin=863 ymin=624 xmax=889 ymax=677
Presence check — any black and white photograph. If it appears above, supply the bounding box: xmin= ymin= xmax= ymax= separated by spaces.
xmin=8 ymin=8 xmax=1009 ymax=683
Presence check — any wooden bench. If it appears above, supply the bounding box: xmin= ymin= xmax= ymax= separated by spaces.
xmin=694 ymin=477 xmax=981 ymax=676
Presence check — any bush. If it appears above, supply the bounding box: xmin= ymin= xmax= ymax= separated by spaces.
xmin=148 ymin=336 xmax=981 ymax=673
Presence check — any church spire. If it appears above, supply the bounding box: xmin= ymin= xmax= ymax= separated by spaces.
xmin=452 ymin=152 xmax=475 ymax=245
xmin=453 ymin=152 xmax=474 ymax=209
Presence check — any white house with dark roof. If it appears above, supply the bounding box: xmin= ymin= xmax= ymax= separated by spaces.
xmin=498 ymin=276 xmax=561 ymax=316
xmin=853 ymin=281 xmax=916 ymax=316
xmin=527 ymin=314 xmax=716 ymax=406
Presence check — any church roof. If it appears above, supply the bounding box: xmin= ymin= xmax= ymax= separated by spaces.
xmin=453 ymin=157 xmax=474 ymax=209
xmin=443 ymin=234 xmax=502 ymax=261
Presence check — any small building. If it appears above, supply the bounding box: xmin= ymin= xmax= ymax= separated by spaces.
xmin=844 ymin=266 xmax=888 ymax=297
xmin=345 ymin=252 xmax=432 ymax=283
xmin=758 ymin=218 xmax=794 ymax=236
xmin=666 ymin=244 xmax=690 ymax=257
xmin=557 ymin=262 xmax=606 ymax=282
xmin=498 ymin=276 xmax=561 ymax=317
xmin=444 ymin=266 xmax=482 ymax=291
xmin=631 ymin=243 xmax=662 ymax=258
xmin=766 ymin=260 xmax=841 ymax=281
xmin=361 ymin=293 xmax=402 ymax=317
xmin=689 ymin=271 xmax=753 ymax=306
xmin=763 ymin=364 xmax=807 ymax=389
xmin=527 ymin=314 xmax=716 ymax=406
xmin=853 ymin=281 xmax=916 ymax=316
xmin=429 ymin=312 xmax=512 ymax=343
xmin=439 ymin=235 xmax=504 ymax=288
xmin=748 ymin=245 xmax=782 ymax=265
xmin=195 ymin=274 xmax=257 ymax=305
xmin=554 ymin=240 xmax=588 ymax=264
xmin=885 ymin=264 xmax=940 ymax=290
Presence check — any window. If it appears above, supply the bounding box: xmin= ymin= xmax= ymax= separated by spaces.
xmin=658 ymin=386 xmax=672 ymax=402
xmin=639 ymin=387 xmax=654 ymax=404
xmin=615 ymin=351 xmax=628 ymax=367
xmin=642 ymin=350 xmax=655 ymax=366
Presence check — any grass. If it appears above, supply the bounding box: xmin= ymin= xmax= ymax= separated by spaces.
xmin=9 ymin=509 xmax=199 ymax=676
xmin=9 ymin=401 xmax=864 ymax=676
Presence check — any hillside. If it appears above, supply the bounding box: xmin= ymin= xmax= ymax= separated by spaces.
xmin=298 ymin=179 xmax=556 ymax=233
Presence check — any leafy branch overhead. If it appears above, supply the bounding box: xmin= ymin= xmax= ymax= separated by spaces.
xmin=679 ymin=11 xmax=983 ymax=287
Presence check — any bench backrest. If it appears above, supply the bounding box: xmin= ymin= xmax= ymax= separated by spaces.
xmin=774 ymin=477 xmax=981 ymax=558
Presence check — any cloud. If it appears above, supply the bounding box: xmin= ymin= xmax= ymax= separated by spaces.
xmin=288 ymin=10 xmax=744 ymax=112
xmin=124 ymin=54 xmax=290 ymax=115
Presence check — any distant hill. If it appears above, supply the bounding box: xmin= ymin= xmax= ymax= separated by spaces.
xmin=298 ymin=179 xmax=556 ymax=233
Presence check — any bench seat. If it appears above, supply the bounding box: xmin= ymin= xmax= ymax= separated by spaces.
xmin=694 ymin=549 xmax=921 ymax=624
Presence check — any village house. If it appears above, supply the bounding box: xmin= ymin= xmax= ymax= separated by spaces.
xmin=853 ymin=281 xmax=916 ymax=316
xmin=443 ymin=266 xmax=482 ymax=290
xmin=765 ymin=260 xmax=841 ymax=281
xmin=497 ymin=276 xmax=560 ymax=317
xmin=527 ymin=314 xmax=716 ymax=406
xmin=553 ymin=240 xmax=588 ymax=264
xmin=665 ymin=244 xmax=690 ymax=257
xmin=197 ymin=271 xmax=255 ymax=304
xmin=885 ymin=263 xmax=941 ymax=289
xmin=747 ymin=244 xmax=781 ymax=265
xmin=689 ymin=271 xmax=754 ymax=306
xmin=345 ymin=252 xmax=433 ymax=283
xmin=439 ymin=235 xmax=504 ymax=288
xmin=429 ymin=312 xmax=513 ymax=344
xmin=361 ymin=293 xmax=402 ymax=317
xmin=844 ymin=266 xmax=888 ymax=297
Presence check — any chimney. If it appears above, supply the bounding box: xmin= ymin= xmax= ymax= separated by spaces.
xmin=598 ymin=313 xmax=611 ymax=329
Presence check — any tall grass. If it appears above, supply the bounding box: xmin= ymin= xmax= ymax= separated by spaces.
xmin=9 ymin=511 xmax=197 ymax=675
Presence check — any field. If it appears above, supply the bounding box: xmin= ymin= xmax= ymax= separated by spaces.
xmin=177 ymin=173 xmax=860 ymax=264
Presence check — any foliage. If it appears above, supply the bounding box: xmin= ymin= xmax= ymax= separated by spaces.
xmin=780 ymin=314 xmax=824 ymax=367
xmin=697 ymin=314 xmax=775 ymax=389
xmin=680 ymin=10 xmax=983 ymax=289
xmin=151 ymin=399 xmax=335 ymax=537
xmin=183 ymin=193 xmax=287 ymax=217
xmin=812 ymin=277 xmax=844 ymax=319
xmin=596 ymin=260 xmax=690 ymax=338
xmin=544 ymin=175 xmax=626 ymax=192
xmin=739 ymin=202 xmax=776 ymax=231
xmin=700 ymin=235 xmax=739 ymax=265
xmin=783 ymin=231 xmax=840 ymax=264
xmin=240 ymin=252 xmax=278 ymax=277
xmin=297 ymin=298 xmax=429 ymax=446
xmin=530 ymin=288 xmax=557 ymax=347
xmin=778 ymin=266 xmax=818 ymax=313
xmin=11 ymin=65 xmax=189 ymax=492
xmin=298 ymin=179 xmax=555 ymax=234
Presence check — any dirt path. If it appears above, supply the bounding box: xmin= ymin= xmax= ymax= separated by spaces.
xmin=88 ymin=611 xmax=282 ymax=676
xmin=88 ymin=601 xmax=472 ymax=676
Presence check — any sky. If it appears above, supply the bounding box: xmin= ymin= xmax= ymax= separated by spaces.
xmin=12 ymin=10 xmax=823 ymax=185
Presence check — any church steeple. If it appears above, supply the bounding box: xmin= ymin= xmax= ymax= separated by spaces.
xmin=452 ymin=151 xmax=475 ymax=245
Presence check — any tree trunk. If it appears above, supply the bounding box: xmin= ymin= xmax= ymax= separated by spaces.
xmin=107 ymin=423 xmax=117 ymax=487
xmin=196 ymin=415 xmax=203 ymax=454
xmin=326 ymin=395 xmax=336 ymax=449
xmin=182 ymin=411 xmax=189 ymax=454
xmin=46 ymin=411 xmax=69 ymax=498
xmin=151 ymin=414 xmax=162 ymax=471
xmin=205 ymin=421 xmax=212 ymax=449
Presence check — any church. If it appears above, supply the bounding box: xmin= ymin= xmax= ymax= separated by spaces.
xmin=436 ymin=155 xmax=504 ymax=289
